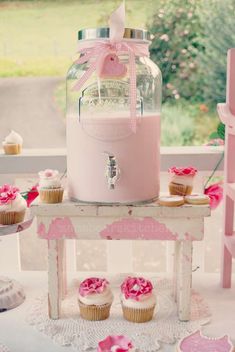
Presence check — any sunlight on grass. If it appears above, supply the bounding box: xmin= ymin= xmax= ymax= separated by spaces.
xmin=0 ymin=57 xmax=71 ymax=77
xmin=0 ymin=0 xmax=155 ymax=76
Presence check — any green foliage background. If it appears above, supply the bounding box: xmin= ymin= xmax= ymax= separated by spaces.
xmin=148 ymin=0 xmax=235 ymax=105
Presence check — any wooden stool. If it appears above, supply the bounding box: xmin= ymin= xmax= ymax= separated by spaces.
xmin=31 ymin=199 xmax=210 ymax=321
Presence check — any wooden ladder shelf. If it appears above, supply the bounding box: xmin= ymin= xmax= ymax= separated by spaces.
xmin=218 ymin=48 xmax=235 ymax=288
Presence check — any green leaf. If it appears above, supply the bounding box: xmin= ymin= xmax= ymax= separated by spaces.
xmin=217 ymin=122 xmax=225 ymax=140
xmin=209 ymin=131 xmax=219 ymax=139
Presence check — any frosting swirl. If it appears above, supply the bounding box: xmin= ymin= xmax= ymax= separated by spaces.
xmin=168 ymin=166 xmax=197 ymax=177
xmin=78 ymin=287 xmax=113 ymax=306
xmin=121 ymin=276 xmax=153 ymax=301
xmin=3 ymin=130 xmax=23 ymax=145
xmin=38 ymin=169 xmax=61 ymax=189
xmin=78 ymin=277 xmax=113 ymax=306
xmin=120 ymin=292 xmax=156 ymax=309
xmin=0 ymin=185 xmax=27 ymax=212
xmin=168 ymin=167 xmax=197 ymax=187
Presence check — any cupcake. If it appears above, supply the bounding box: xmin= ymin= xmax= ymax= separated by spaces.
xmin=120 ymin=276 xmax=156 ymax=323
xmin=168 ymin=166 xmax=197 ymax=196
xmin=2 ymin=130 xmax=23 ymax=155
xmin=38 ymin=169 xmax=64 ymax=204
xmin=0 ymin=184 xmax=27 ymax=225
xmin=78 ymin=277 xmax=113 ymax=321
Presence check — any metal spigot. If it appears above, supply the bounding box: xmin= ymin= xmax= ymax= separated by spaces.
xmin=104 ymin=153 xmax=120 ymax=190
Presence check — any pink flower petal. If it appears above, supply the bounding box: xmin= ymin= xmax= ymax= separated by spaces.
xmin=168 ymin=166 xmax=197 ymax=176
xmin=121 ymin=276 xmax=153 ymax=301
xmin=98 ymin=335 xmax=133 ymax=352
xmin=0 ymin=184 xmax=20 ymax=205
xmin=204 ymin=183 xmax=223 ymax=209
xmin=79 ymin=277 xmax=109 ymax=296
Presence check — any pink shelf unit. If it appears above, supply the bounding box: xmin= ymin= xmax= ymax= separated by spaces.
xmin=217 ymin=48 xmax=235 ymax=288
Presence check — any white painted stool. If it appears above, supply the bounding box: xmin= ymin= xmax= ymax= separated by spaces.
xmin=31 ymin=199 xmax=210 ymax=321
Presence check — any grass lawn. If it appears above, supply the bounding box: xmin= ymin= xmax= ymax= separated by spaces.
xmin=0 ymin=0 xmax=156 ymax=76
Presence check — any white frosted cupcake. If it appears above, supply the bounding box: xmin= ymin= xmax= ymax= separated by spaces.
xmin=120 ymin=276 xmax=156 ymax=323
xmin=78 ymin=277 xmax=113 ymax=321
xmin=38 ymin=169 xmax=64 ymax=204
xmin=2 ymin=130 xmax=23 ymax=155
xmin=168 ymin=166 xmax=197 ymax=196
xmin=0 ymin=184 xmax=27 ymax=225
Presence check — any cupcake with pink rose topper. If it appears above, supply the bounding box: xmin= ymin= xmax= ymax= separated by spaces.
xmin=120 ymin=276 xmax=156 ymax=323
xmin=38 ymin=169 xmax=64 ymax=204
xmin=78 ymin=277 xmax=113 ymax=321
xmin=168 ymin=166 xmax=197 ymax=196
xmin=97 ymin=335 xmax=134 ymax=352
xmin=0 ymin=184 xmax=27 ymax=225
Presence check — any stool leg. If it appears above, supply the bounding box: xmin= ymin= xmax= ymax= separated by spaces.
xmin=173 ymin=241 xmax=180 ymax=302
xmin=177 ymin=240 xmax=192 ymax=321
xmin=58 ymin=239 xmax=67 ymax=299
xmin=48 ymin=239 xmax=62 ymax=319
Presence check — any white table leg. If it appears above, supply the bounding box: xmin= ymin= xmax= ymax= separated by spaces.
xmin=48 ymin=239 xmax=63 ymax=319
xmin=173 ymin=241 xmax=180 ymax=302
xmin=177 ymin=240 xmax=192 ymax=321
xmin=58 ymin=239 xmax=67 ymax=300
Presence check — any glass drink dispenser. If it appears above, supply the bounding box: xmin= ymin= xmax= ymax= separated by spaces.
xmin=66 ymin=26 xmax=162 ymax=203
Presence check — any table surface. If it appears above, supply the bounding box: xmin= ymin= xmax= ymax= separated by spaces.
xmin=30 ymin=198 xmax=211 ymax=218
xmin=0 ymin=272 xmax=234 ymax=352
xmin=30 ymin=198 xmax=210 ymax=241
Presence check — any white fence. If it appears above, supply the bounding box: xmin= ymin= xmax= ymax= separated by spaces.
xmin=0 ymin=146 xmax=228 ymax=274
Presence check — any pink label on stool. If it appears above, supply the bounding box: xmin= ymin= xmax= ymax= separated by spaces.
xmin=99 ymin=54 xmax=127 ymax=78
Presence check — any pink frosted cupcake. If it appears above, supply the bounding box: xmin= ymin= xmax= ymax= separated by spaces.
xmin=0 ymin=184 xmax=27 ymax=225
xmin=38 ymin=169 xmax=64 ymax=204
xmin=168 ymin=166 xmax=197 ymax=196
xmin=120 ymin=277 xmax=156 ymax=323
xmin=78 ymin=277 xmax=113 ymax=321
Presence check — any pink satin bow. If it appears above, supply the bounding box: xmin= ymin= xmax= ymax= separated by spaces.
xmin=73 ymin=3 xmax=149 ymax=132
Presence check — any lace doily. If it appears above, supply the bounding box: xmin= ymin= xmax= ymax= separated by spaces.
xmin=27 ymin=278 xmax=211 ymax=352
xmin=0 ymin=343 xmax=10 ymax=352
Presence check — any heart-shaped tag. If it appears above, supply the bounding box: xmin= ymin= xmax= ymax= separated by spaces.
xmin=99 ymin=53 xmax=127 ymax=78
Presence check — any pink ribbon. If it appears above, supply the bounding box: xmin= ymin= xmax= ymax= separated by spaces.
xmin=73 ymin=2 xmax=149 ymax=132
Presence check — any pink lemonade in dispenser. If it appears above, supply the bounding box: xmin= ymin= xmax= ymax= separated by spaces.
xmin=66 ymin=4 xmax=162 ymax=203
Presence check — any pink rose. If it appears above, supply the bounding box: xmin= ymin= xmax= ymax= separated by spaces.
xmin=0 ymin=184 xmax=19 ymax=205
xmin=204 ymin=183 xmax=223 ymax=209
xmin=97 ymin=335 xmax=133 ymax=352
xmin=121 ymin=276 xmax=153 ymax=301
xmin=79 ymin=277 xmax=109 ymax=297
xmin=38 ymin=169 xmax=59 ymax=179
xmin=168 ymin=166 xmax=197 ymax=176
